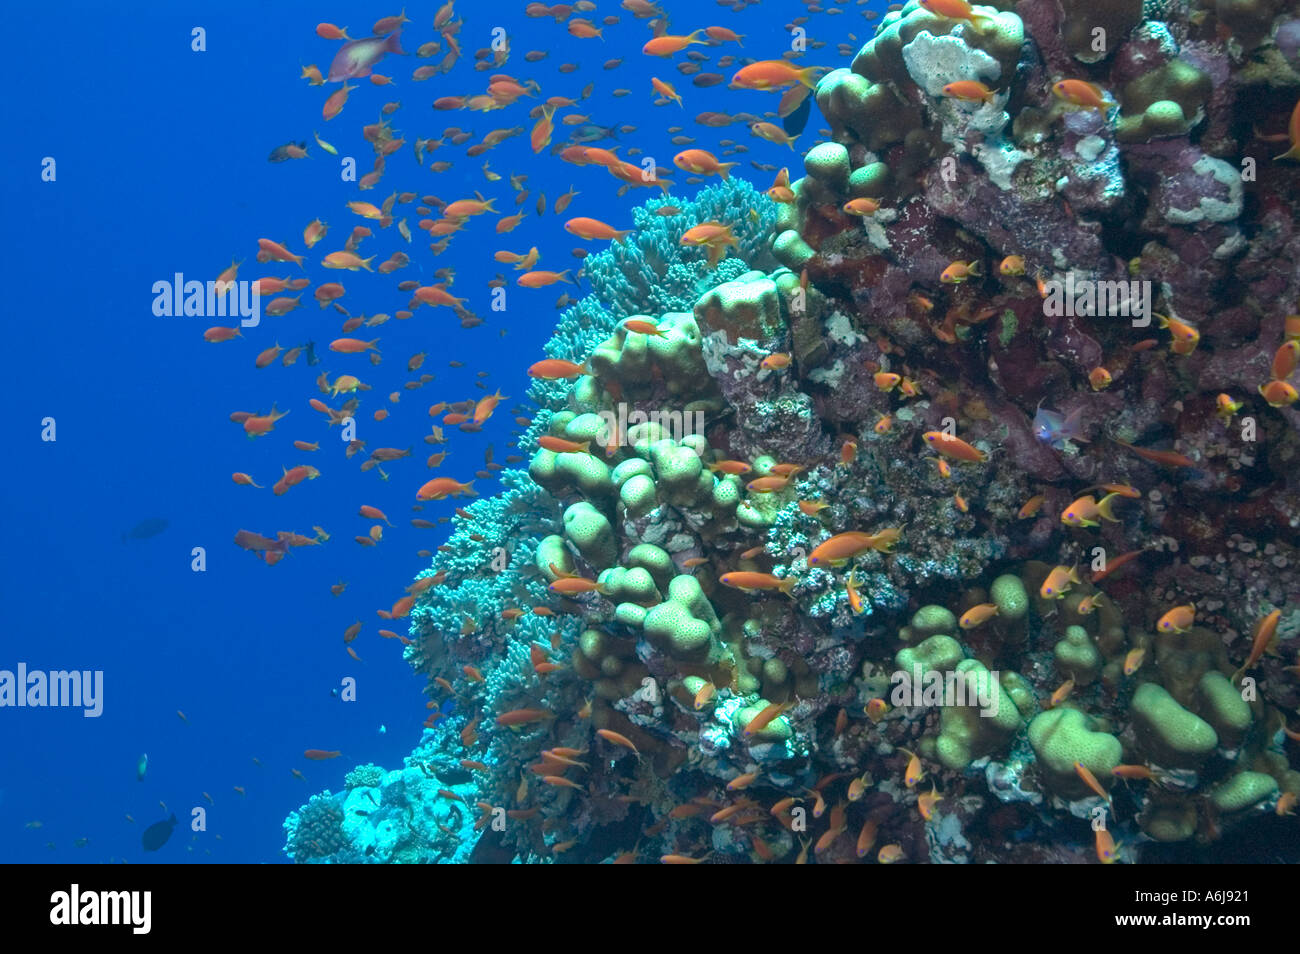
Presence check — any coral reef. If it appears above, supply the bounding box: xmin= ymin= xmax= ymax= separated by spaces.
xmin=286 ymin=0 xmax=1300 ymax=864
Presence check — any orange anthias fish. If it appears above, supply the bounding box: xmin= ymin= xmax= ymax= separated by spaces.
xmin=1052 ymin=79 xmax=1117 ymax=113
xmin=1113 ymin=440 xmax=1197 ymax=469
xmin=243 ymin=403 xmax=289 ymax=438
xmin=1060 ymin=493 xmax=1123 ymax=528
xmin=922 ymin=431 xmax=987 ymax=462
xmin=808 ymin=530 xmax=899 ymax=567
xmin=942 ymin=80 xmax=995 ymax=103
xmin=1156 ymin=604 xmax=1195 ymax=634
xmin=897 ymin=747 xmax=925 ymax=788
xmin=1095 ymin=826 xmax=1121 ymax=864
xmin=744 ymin=701 xmax=793 ymax=737
xmin=1074 ymin=760 xmax=1112 ymax=805
xmin=596 ymin=728 xmax=641 ymax=758
xmin=959 ymin=603 xmax=999 ymax=629
xmin=719 ymin=571 xmax=796 ymax=596
xmin=416 ymin=478 xmax=476 ymax=501
xmin=919 ymin=0 xmax=996 ymax=25
xmin=642 ymin=30 xmax=709 ymax=57
xmin=530 ymin=105 xmax=556 ymax=153
xmin=1040 ymin=564 xmax=1081 ymax=599
xmin=564 ymin=217 xmax=635 ymax=243
xmin=673 ymin=149 xmax=737 ymax=180
xmin=729 ymin=59 xmax=825 ymax=90
xmin=528 ymin=358 xmax=587 ymax=379
xmin=1232 ymin=608 xmax=1282 ymax=682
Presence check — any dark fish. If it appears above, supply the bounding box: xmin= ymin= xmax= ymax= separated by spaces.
xmin=267 ymin=142 xmax=307 ymax=163
xmin=141 ymin=813 xmax=177 ymax=852
xmin=783 ymin=93 xmax=813 ymax=139
xmin=569 ymin=124 xmax=618 ymax=143
xmin=123 ymin=518 xmax=168 ymax=543
xmin=304 ymin=340 xmax=320 ymax=366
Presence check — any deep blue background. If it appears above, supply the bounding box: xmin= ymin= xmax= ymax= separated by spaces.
xmin=1 ymin=0 xmax=861 ymax=862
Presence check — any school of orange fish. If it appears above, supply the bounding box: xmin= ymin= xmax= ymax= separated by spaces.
xmin=183 ymin=0 xmax=1300 ymax=865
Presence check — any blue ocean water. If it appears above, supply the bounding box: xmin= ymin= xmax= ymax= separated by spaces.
xmin=1 ymin=0 xmax=834 ymax=862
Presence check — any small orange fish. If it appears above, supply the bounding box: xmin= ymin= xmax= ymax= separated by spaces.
xmin=1048 ymin=678 xmax=1075 ymax=709
xmin=922 ymin=432 xmax=986 ymax=462
xmin=729 ymin=59 xmax=825 ymax=90
xmin=1233 ymin=608 xmax=1281 ymax=682
xmin=1156 ymin=312 xmax=1200 ymax=355
xmin=940 ymin=260 xmax=981 ymax=284
xmin=959 ymin=603 xmax=999 ymax=629
xmin=877 ymin=843 xmax=905 ymax=864
xmin=1074 ymin=760 xmax=1112 ymax=804
xmin=496 ymin=708 xmax=554 ymax=726
xmin=897 ymin=747 xmax=925 ymax=788
xmin=999 ymin=255 xmax=1026 ymax=276
xmin=596 ymin=728 xmax=641 ymax=758
xmin=943 ymin=79 xmax=994 ymax=103
xmin=761 ymin=352 xmax=792 ymax=370
xmin=1271 ymin=340 xmax=1300 ymax=380
xmin=1259 ymin=379 xmax=1299 ymax=407
xmin=846 ymin=569 xmax=865 ymax=615
xmin=1052 ymin=79 xmax=1116 ymax=113
xmin=1018 ymin=494 xmax=1045 ymax=519
xmin=842 ymin=197 xmax=880 ymax=216
xmin=744 ymin=701 xmax=793 ymax=737
xmin=917 ymin=784 xmax=944 ymax=821
xmin=1215 ymin=393 xmax=1244 ymax=424
xmin=1095 ymin=826 xmax=1121 ymax=863
xmin=1112 ymin=764 xmax=1161 ymax=783
xmin=1040 ymin=564 xmax=1081 ymax=599
xmin=1156 ymin=604 xmax=1195 ymax=634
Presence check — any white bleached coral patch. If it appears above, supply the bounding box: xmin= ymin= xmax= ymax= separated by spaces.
xmin=902 ymin=30 xmax=1001 ymax=95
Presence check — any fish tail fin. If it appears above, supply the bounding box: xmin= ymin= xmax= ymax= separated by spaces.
xmin=1274 ymin=143 xmax=1300 ymax=162
xmin=385 ymin=28 xmax=406 ymax=56
xmin=780 ymin=576 xmax=798 ymax=599
xmin=967 ymin=259 xmax=983 ymax=277
xmin=1096 ymin=492 xmax=1122 ymax=522
xmin=719 ymin=162 xmax=736 ymax=180
xmin=687 ymin=28 xmax=706 ymax=44
xmin=797 ymin=65 xmax=825 ymax=89
xmin=369 ymin=338 xmax=381 ymax=351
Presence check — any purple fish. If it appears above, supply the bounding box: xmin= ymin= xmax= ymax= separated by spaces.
xmin=327 ymin=30 xmax=405 ymax=83
xmin=1033 ymin=402 xmax=1086 ymax=450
